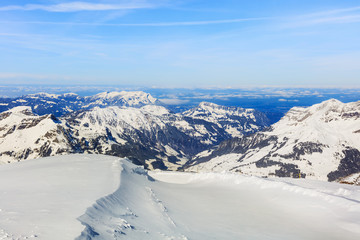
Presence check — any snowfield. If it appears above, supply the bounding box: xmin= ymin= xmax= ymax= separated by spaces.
xmin=1 ymin=155 xmax=360 ymax=240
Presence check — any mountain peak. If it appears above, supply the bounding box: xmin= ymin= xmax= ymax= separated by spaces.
xmin=198 ymin=102 xmax=219 ymax=108
xmin=283 ymin=98 xmax=359 ymax=124
xmin=88 ymin=91 xmax=158 ymax=107
xmin=4 ymin=106 xmax=34 ymax=115
xmin=313 ymin=98 xmax=343 ymax=110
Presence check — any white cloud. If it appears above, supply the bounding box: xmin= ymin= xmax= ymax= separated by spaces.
xmin=0 ymin=1 xmax=155 ymax=12
xmin=282 ymin=5 xmax=360 ymax=27
xmin=0 ymin=17 xmax=269 ymax=27
xmin=159 ymin=98 xmax=190 ymax=105
xmin=278 ymin=98 xmax=299 ymax=102
xmin=306 ymin=6 xmax=360 ymax=17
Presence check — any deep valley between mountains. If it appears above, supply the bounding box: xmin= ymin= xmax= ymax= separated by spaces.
xmin=0 ymin=91 xmax=359 ymax=185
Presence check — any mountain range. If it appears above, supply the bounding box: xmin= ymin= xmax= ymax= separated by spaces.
xmin=0 ymin=91 xmax=269 ymax=170
xmin=0 ymin=91 xmax=359 ymax=184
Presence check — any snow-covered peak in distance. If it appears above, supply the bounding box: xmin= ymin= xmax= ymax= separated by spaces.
xmin=87 ymin=91 xmax=159 ymax=107
xmin=183 ymin=101 xmax=270 ymax=137
xmin=272 ymin=99 xmax=360 ymax=147
xmin=282 ymin=98 xmax=360 ymax=123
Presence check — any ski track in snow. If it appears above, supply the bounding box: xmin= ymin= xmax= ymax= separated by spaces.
xmin=1 ymin=155 xmax=360 ymax=239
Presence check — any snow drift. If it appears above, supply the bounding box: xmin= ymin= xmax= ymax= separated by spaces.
xmin=1 ymin=154 xmax=359 ymax=239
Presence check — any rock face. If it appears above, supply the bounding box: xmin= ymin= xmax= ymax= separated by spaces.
xmin=0 ymin=95 xmax=269 ymax=170
xmin=185 ymin=99 xmax=360 ymax=182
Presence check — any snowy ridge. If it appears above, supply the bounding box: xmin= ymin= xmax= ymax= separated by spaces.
xmin=186 ymin=99 xmax=360 ymax=182
xmin=76 ymin=157 xmax=360 ymax=240
xmin=1 ymin=155 xmax=360 ymax=239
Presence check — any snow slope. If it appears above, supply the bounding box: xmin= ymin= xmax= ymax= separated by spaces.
xmin=79 ymin=161 xmax=360 ymax=239
xmin=0 ymin=154 xmax=120 ymax=240
xmin=1 ymin=154 xmax=360 ymax=239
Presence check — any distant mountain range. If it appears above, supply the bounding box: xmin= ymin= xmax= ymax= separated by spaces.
xmin=1 ymin=91 xmax=359 ymax=184
xmin=0 ymin=91 xmax=160 ymax=117
xmin=0 ymin=91 xmax=269 ymax=170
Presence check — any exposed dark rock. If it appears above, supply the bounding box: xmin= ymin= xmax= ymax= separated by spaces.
xmin=328 ymin=148 xmax=360 ymax=181
xmin=275 ymin=164 xmax=306 ymax=178
xmin=0 ymin=112 xmax=11 ymax=120
xmin=279 ymin=142 xmax=326 ymax=160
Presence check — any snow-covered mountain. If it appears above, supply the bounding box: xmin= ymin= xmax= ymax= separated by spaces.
xmin=64 ymin=105 xmax=206 ymax=170
xmin=183 ymin=102 xmax=270 ymax=137
xmin=0 ymin=106 xmax=77 ymax=163
xmin=0 ymin=100 xmax=269 ymax=169
xmin=83 ymin=91 xmax=160 ymax=109
xmin=0 ymin=91 xmax=160 ymax=117
xmin=185 ymin=99 xmax=360 ymax=182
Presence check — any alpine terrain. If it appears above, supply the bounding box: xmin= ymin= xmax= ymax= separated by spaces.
xmin=0 ymin=91 xmax=269 ymax=170
xmin=185 ymin=99 xmax=360 ymax=183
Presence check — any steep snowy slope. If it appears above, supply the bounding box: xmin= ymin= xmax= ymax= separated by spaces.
xmin=186 ymin=99 xmax=360 ymax=182
xmin=183 ymin=102 xmax=270 ymax=137
xmin=0 ymin=106 xmax=77 ymax=164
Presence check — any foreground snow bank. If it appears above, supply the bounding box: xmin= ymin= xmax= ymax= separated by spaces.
xmin=0 ymin=154 xmax=121 ymax=239
xmin=1 ymin=154 xmax=360 ymax=240
xmin=78 ymin=163 xmax=360 ymax=239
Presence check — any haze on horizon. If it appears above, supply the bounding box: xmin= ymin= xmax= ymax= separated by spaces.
xmin=0 ymin=0 xmax=359 ymax=88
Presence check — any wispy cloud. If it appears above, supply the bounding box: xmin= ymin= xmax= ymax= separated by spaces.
xmin=306 ymin=6 xmax=360 ymax=17
xmin=0 ymin=1 xmax=155 ymax=12
xmin=0 ymin=17 xmax=269 ymax=27
xmin=284 ymin=5 xmax=360 ymax=27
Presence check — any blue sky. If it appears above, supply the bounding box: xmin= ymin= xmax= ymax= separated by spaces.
xmin=0 ymin=0 xmax=360 ymax=88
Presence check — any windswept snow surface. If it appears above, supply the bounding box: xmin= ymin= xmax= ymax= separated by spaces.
xmin=0 ymin=154 xmax=121 ymax=239
xmin=1 ymin=155 xmax=360 ymax=240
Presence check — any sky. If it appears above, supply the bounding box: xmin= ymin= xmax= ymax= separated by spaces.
xmin=0 ymin=0 xmax=360 ymax=88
